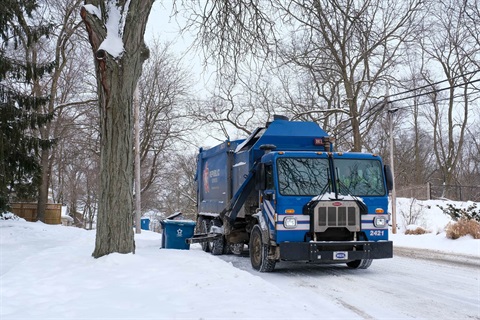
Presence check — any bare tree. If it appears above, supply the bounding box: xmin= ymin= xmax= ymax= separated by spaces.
xmin=35 ymin=0 xmax=86 ymax=221
xmin=81 ymin=0 xmax=154 ymax=257
xmin=180 ymin=0 xmax=423 ymax=151
xmin=178 ymin=1 xmax=276 ymax=75
xmin=136 ymin=39 xmax=193 ymax=208
xmin=51 ymin=102 xmax=100 ymax=228
xmin=153 ymin=152 xmax=198 ymax=219
xmin=186 ymin=73 xmax=272 ymax=140
xmin=274 ymin=0 xmax=424 ymax=151
xmin=420 ymin=0 xmax=479 ymax=194
xmin=382 ymin=48 xmax=437 ymax=190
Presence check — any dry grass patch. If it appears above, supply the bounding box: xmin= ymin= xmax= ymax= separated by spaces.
xmin=405 ymin=226 xmax=429 ymax=235
xmin=445 ymin=219 xmax=480 ymax=239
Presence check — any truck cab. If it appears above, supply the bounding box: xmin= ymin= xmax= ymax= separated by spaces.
xmin=251 ymin=149 xmax=392 ymax=271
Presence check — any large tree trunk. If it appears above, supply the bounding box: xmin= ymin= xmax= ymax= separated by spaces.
xmin=36 ymin=149 xmax=50 ymax=222
xmin=94 ymin=60 xmax=135 ymax=255
xmin=81 ymin=0 xmax=153 ymax=258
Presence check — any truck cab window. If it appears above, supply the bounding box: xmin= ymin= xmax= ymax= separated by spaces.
xmin=277 ymin=158 xmax=330 ymax=196
xmin=334 ymin=159 xmax=385 ymax=196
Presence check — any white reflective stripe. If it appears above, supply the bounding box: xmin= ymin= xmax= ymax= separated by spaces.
xmin=361 ymin=214 xmax=389 ymax=229
xmin=264 ymin=201 xmax=276 ymax=226
xmin=276 ymin=214 xmax=310 ymax=231
xmin=277 ymin=224 xmax=310 ymax=231
xmin=361 ymin=214 xmax=379 ymax=220
xmin=277 ymin=215 xmax=310 ymax=222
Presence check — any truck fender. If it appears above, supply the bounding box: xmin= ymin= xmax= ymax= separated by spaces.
xmin=253 ymin=210 xmax=270 ymax=244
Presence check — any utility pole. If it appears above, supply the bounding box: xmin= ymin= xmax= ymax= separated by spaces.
xmin=134 ymin=86 xmax=141 ymax=234
xmin=388 ymin=107 xmax=398 ymax=234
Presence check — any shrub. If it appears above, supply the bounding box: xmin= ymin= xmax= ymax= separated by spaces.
xmin=437 ymin=203 xmax=480 ymax=222
xmin=405 ymin=226 xmax=429 ymax=235
xmin=445 ymin=219 xmax=480 ymax=239
xmin=400 ymin=198 xmax=425 ymax=227
xmin=0 ymin=212 xmax=20 ymax=220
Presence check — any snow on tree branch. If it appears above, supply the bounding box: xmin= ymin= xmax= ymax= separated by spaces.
xmin=81 ymin=0 xmax=133 ymax=59
xmin=98 ymin=0 xmax=126 ymax=58
xmin=83 ymin=4 xmax=102 ymax=19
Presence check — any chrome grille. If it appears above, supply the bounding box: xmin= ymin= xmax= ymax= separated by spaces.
xmin=314 ymin=201 xmax=360 ymax=232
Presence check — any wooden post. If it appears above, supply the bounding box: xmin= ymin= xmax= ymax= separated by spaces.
xmin=388 ymin=107 xmax=397 ymax=234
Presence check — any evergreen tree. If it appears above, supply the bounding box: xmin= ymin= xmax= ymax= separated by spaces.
xmin=0 ymin=0 xmax=54 ymax=213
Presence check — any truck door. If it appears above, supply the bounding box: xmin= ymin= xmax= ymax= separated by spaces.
xmin=261 ymin=164 xmax=277 ymax=239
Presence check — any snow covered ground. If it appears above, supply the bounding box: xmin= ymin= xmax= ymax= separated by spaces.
xmin=1 ymin=198 xmax=479 ymax=319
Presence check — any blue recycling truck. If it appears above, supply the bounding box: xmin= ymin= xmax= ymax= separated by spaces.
xmin=188 ymin=115 xmax=393 ymax=272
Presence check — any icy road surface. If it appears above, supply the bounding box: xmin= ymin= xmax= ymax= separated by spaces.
xmin=219 ymin=247 xmax=480 ymax=319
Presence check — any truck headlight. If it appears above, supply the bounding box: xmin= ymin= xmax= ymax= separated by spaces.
xmin=283 ymin=216 xmax=297 ymax=229
xmin=373 ymin=216 xmax=387 ymax=228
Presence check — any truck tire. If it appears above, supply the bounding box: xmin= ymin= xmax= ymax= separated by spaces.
xmin=229 ymin=243 xmax=244 ymax=255
xmin=209 ymin=220 xmax=224 ymax=255
xmin=210 ymin=236 xmax=224 ymax=255
xmin=249 ymin=225 xmax=276 ymax=272
xmin=346 ymin=259 xmax=373 ymax=269
xmin=199 ymin=218 xmax=211 ymax=252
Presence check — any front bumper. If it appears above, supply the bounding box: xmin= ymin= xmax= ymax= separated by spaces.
xmin=279 ymin=240 xmax=393 ymax=262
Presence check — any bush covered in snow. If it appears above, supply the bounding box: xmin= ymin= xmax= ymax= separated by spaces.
xmin=437 ymin=202 xmax=480 ymax=222
xmin=435 ymin=202 xmax=480 ymax=239
xmin=0 ymin=212 xmax=22 ymax=220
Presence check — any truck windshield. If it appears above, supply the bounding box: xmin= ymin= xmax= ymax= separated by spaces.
xmin=334 ymin=159 xmax=385 ymax=196
xmin=277 ymin=158 xmax=330 ymax=196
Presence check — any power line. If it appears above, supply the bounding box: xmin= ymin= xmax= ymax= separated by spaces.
xmin=386 ymin=70 xmax=480 ymax=100
xmin=388 ymin=77 xmax=480 ymax=104
xmin=338 ymin=76 xmax=480 ymax=141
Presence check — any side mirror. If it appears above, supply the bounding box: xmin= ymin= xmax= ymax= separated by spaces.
xmin=264 ymin=190 xmax=274 ymax=201
xmin=255 ymin=163 xmax=266 ymax=191
xmin=384 ymin=165 xmax=393 ymax=192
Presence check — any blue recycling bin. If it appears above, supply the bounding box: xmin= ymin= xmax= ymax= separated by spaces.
xmin=141 ymin=218 xmax=150 ymax=230
xmin=160 ymin=219 xmax=196 ymax=250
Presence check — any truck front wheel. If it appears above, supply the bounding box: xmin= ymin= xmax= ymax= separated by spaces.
xmin=346 ymin=259 xmax=373 ymax=269
xmin=249 ymin=225 xmax=276 ymax=272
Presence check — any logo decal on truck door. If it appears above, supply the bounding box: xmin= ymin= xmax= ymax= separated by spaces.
xmin=203 ymin=162 xmax=210 ymax=193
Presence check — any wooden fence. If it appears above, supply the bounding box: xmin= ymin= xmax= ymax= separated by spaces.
xmin=10 ymin=203 xmax=62 ymax=225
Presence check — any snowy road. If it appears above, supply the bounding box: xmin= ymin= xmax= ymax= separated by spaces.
xmin=219 ymin=247 xmax=480 ymax=319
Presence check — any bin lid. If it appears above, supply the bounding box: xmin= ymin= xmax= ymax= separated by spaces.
xmin=166 ymin=212 xmax=183 ymax=220
xmin=161 ymin=219 xmax=196 ymax=226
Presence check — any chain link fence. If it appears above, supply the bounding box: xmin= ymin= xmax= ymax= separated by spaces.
xmin=396 ymin=183 xmax=480 ymax=202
